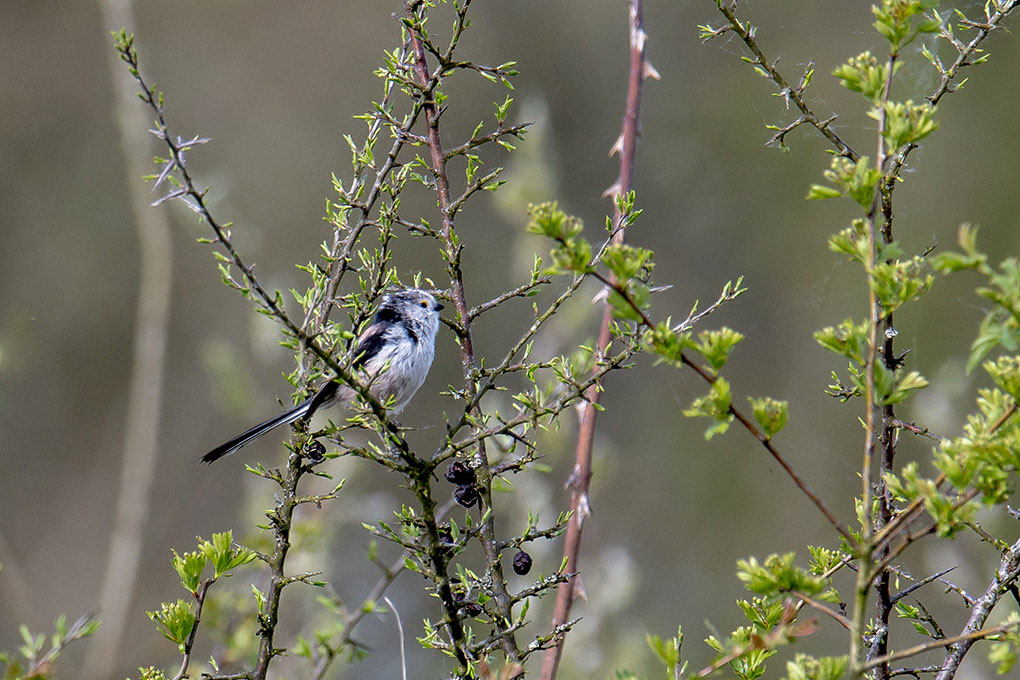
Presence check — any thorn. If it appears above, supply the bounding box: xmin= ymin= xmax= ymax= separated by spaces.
xmin=591 ymin=287 xmax=610 ymax=305
xmin=603 ymin=180 xmax=622 ymax=198
xmin=573 ymin=575 xmax=588 ymax=602
xmin=609 ymin=133 xmax=624 ymax=157
xmin=565 ymin=463 xmax=583 ymax=491
xmin=642 ymin=59 xmax=661 ymax=81
xmin=577 ymin=492 xmax=592 ymax=521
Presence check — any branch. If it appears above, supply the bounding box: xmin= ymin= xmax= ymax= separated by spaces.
xmin=792 ymin=592 xmax=852 ymax=631
xmin=934 ymin=535 xmax=1020 ymax=680
xmin=707 ymin=1 xmax=858 ymax=159
xmin=540 ymin=4 xmax=651 ymax=678
xmin=677 ymin=346 xmax=851 ymax=541
xmin=863 ymin=619 xmax=1020 ymax=673
xmin=174 ymin=580 xmax=213 ymax=680
xmin=404 ymin=0 xmax=513 ymax=667
xmin=114 ymin=35 xmax=413 ymax=453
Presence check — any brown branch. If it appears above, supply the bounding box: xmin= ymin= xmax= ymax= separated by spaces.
xmin=541 ymin=4 xmax=649 ymax=679
xmin=792 ymin=592 xmax=852 ymax=630
xmin=862 ymin=618 xmax=1020 ymax=673
xmin=677 ymin=349 xmax=851 ymax=540
xmin=174 ymin=579 xmax=213 ymax=680
xmin=872 ymin=37 xmax=904 ymax=677
xmin=404 ymin=0 xmax=523 ymax=669
xmin=888 ymin=419 xmax=945 ymax=443
xmin=934 ymin=535 xmax=1020 ymax=680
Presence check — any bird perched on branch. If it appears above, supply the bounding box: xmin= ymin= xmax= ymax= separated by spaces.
xmin=202 ymin=288 xmax=444 ymax=463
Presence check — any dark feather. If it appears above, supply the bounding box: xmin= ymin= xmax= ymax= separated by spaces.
xmin=201 ymin=399 xmax=311 ymax=463
xmin=373 ymin=305 xmax=404 ymax=325
xmin=353 ymin=323 xmax=389 ymax=367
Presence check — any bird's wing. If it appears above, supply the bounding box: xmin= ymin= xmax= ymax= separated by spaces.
xmin=352 ymin=322 xmax=390 ymax=369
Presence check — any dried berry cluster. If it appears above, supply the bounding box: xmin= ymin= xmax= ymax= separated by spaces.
xmin=445 ymin=461 xmax=481 ymax=508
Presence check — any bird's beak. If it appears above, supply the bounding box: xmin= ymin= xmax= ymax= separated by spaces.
xmin=435 ymin=303 xmax=445 ymax=311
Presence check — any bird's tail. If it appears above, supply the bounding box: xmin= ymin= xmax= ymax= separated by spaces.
xmin=201 ymin=398 xmax=313 ymax=464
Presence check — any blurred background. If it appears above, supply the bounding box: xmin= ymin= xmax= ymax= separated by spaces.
xmin=2 ymin=1 xmax=1020 ymax=678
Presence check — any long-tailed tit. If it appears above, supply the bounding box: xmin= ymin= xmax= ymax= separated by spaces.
xmin=201 ymin=288 xmax=444 ymax=464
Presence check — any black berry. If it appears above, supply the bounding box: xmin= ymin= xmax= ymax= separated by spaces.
xmin=454 ymin=484 xmax=480 ymax=508
xmin=461 ymin=602 xmax=482 ymax=617
xmin=512 ymin=550 xmax=533 ymax=575
xmin=305 ymin=440 xmax=326 ymax=461
xmin=445 ymin=461 xmax=476 ymax=485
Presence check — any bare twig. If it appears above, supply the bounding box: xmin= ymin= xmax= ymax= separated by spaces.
xmin=792 ymin=592 xmax=852 ymax=630
xmin=889 ymin=419 xmax=945 ymax=443
xmin=540 ymin=4 xmax=650 ymax=679
xmin=934 ymin=535 xmax=1020 ymax=680
xmin=863 ymin=618 xmax=1020 ymax=673
xmin=889 ymin=566 xmax=958 ymax=605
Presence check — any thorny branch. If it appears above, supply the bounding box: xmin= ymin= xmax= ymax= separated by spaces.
xmin=934 ymin=535 xmax=1020 ymax=680
xmin=541 ymin=2 xmax=652 ymax=678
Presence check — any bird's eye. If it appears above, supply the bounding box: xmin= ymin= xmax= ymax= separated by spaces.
xmin=420 ymin=301 xmax=429 ymax=308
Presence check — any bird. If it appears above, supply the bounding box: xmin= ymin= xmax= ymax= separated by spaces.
xmin=201 ymin=288 xmax=444 ymax=464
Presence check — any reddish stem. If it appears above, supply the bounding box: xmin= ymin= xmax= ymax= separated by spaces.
xmin=540 ymin=3 xmax=647 ymax=679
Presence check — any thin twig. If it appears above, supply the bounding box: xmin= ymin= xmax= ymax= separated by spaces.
xmin=174 ymin=580 xmax=212 ymax=680
xmin=709 ymin=1 xmax=858 ymax=160
xmin=934 ymin=535 xmax=1020 ymax=680
xmin=383 ymin=596 xmax=408 ymax=680
xmin=792 ymin=592 xmax=852 ymax=630
xmin=540 ymin=4 xmax=650 ymax=679
xmin=404 ymin=0 xmax=514 ymax=668
xmin=863 ymin=619 xmax=1020 ymax=673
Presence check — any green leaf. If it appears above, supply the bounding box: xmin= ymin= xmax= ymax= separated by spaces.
xmin=646 ymin=633 xmax=679 ymax=668
xmin=988 ymin=614 xmax=1020 ymax=674
xmin=749 ymin=397 xmax=789 ymax=438
xmin=736 ymin=553 xmax=828 ymax=597
xmin=171 ymin=550 xmax=207 ymax=594
xmin=814 ymin=319 xmax=869 ymax=364
xmin=807 ymin=184 xmax=842 ymax=200
xmin=780 ymin=653 xmax=848 ymax=680
xmin=526 ymin=202 xmax=582 ymax=240
xmin=832 ymin=51 xmax=886 ymax=101
xmin=684 ymin=378 xmax=733 ymax=436
xmin=198 ymin=531 xmax=256 ymax=579
xmin=869 ymin=255 xmax=933 ymax=315
xmin=985 ymin=356 xmax=1020 ymax=400
xmin=147 ymin=599 xmax=196 ymax=651
xmin=821 ymin=156 xmax=880 ymax=208
xmin=690 ymin=328 xmax=744 ymax=372
xmin=602 ymin=244 xmax=654 ymax=282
